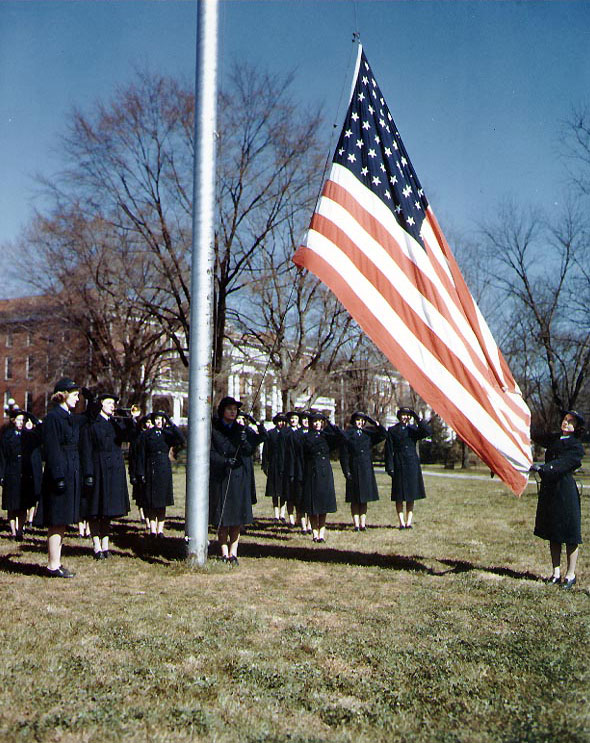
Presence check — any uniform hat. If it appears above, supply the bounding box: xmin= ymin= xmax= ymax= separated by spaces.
xmin=53 ymin=377 xmax=79 ymax=394
xmin=286 ymin=410 xmax=300 ymax=420
xmin=349 ymin=411 xmax=367 ymax=424
xmin=397 ymin=407 xmax=415 ymax=420
xmin=97 ymin=392 xmax=119 ymax=404
xmin=8 ymin=407 xmax=25 ymax=419
xmin=150 ymin=410 xmax=169 ymax=420
xmin=272 ymin=413 xmax=288 ymax=425
xmin=308 ymin=410 xmax=326 ymax=422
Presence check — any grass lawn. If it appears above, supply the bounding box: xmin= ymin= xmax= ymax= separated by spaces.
xmin=0 ymin=464 xmax=589 ymax=742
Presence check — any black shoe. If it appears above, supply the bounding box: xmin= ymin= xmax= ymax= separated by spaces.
xmin=359 ymin=525 xmax=366 ymax=532
xmin=93 ymin=551 xmax=105 ymax=560
xmin=545 ymin=575 xmax=561 ymax=585
xmin=561 ymin=576 xmax=576 ymax=589
xmin=353 ymin=526 xmax=360 ymax=532
xmin=228 ymin=555 xmax=239 ymax=567
xmin=47 ymin=566 xmax=75 ymax=578
xmin=405 ymin=524 xmax=413 ymax=529
xmin=102 ymin=550 xmax=110 ymax=559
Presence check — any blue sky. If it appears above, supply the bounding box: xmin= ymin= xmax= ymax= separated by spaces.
xmin=1 ymin=0 xmax=590 ymax=294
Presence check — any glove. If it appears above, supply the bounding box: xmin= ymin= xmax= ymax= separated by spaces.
xmin=84 ymin=476 xmax=94 ymax=488
xmin=226 ymin=457 xmax=240 ymax=469
xmin=139 ymin=475 xmax=146 ymax=485
xmin=344 ymin=472 xmax=352 ymax=481
xmin=243 ymin=412 xmax=257 ymax=425
xmin=366 ymin=416 xmax=378 ymax=426
xmin=55 ymin=479 xmax=66 ymax=494
xmin=81 ymin=387 xmax=94 ymax=402
xmin=529 ymin=463 xmax=543 ymax=473
xmin=130 ymin=476 xmax=137 ymax=485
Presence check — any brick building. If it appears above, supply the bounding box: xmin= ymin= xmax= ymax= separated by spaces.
xmin=0 ymin=295 xmax=87 ymax=418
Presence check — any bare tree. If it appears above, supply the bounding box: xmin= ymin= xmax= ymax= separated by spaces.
xmin=480 ymin=199 xmax=590 ymax=426
xmin=328 ymin=336 xmax=402 ymax=426
xmin=13 ymin=209 xmax=172 ymax=403
xmin=212 ymin=65 xmax=325 ymax=383
xmin=233 ymin=239 xmax=356 ymax=410
xmin=562 ymin=104 xmax=590 ymax=196
xmin=16 ymin=66 xmax=326 ymax=398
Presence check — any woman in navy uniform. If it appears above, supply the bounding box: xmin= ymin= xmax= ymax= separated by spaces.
xmin=531 ymin=410 xmax=585 ymax=589
xmin=37 ymin=378 xmax=86 ymax=578
xmin=137 ymin=411 xmax=185 ymax=538
xmin=81 ymin=393 xmax=133 ymax=559
xmin=340 ymin=411 xmax=386 ymax=531
xmin=300 ymin=411 xmax=342 ymax=543
xmin=128 ymin=413 xmax=152 ymax=531
xmin=281 ymin=411 xmax=302 ymax=526
xmin=209 ymin=397 xmax=266 ymax=564
xmin=0 ymin=409 xmax=42 ymax=540
xmin=261 ymin=413 xmax=287 ymax=521
xmin=385 ymin=408 xmax=431 ymax=529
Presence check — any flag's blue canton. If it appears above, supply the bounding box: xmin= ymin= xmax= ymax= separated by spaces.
xmin=333 ymin=51 xmax=429 ymax=249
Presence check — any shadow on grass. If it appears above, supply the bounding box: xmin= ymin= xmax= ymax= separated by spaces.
xmin=237 ymin=539 xmax=435 ymax=574
xmin=0 ymin=518 xmax=542 ymax=584
xmin=436 ymin=557 xmax=540 ymax=582
xmin=0 ymin=552 xmax=50 ymax=577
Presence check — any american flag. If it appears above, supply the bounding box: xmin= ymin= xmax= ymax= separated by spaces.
xmin=293 ymin=46 xmax=532 ymax=495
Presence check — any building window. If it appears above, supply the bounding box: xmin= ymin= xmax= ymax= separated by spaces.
xmin=5 ymin=332 xmax=12 ymax=348
xmin=25 ymin=391 xmax=33 ymax=412
xmin=5 ymin=357 xmax=13 ymax=380
xmin=26 ymin=356 xmax=33 ymax=380
xmin=26 ymin=332 xmax=32 ymax=347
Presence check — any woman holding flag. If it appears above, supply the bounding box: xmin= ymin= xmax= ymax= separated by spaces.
xmin=531 ymin=410 xmax=585 ymax=589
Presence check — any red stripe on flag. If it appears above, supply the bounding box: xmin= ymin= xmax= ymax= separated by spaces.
xmin=295 ymin=217 xmax=529 ymax=460
xmin=424 ymin=210 xmax=518 ymax=393
xmin=312 ymin=182 xmax=530 ymax=438
xmin=292 ymin=245 xmax=529 ymax=495
xmin=305 ymin=209 xmax=529 ymax=456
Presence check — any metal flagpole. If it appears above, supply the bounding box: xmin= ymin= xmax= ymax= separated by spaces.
xmin=185 ymin=0 xmax=219 ymax=565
